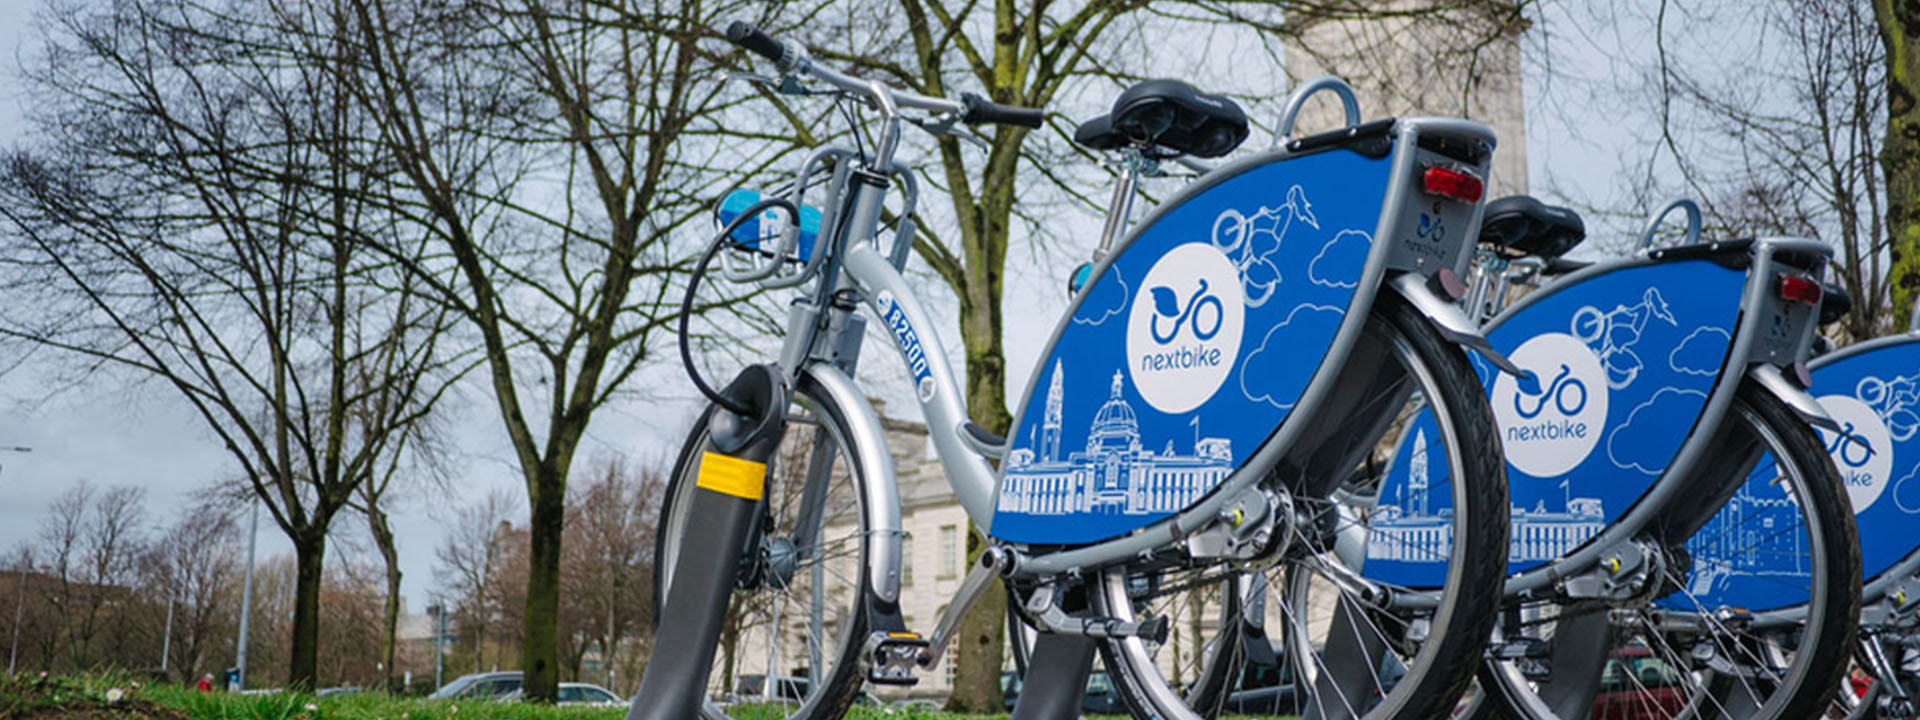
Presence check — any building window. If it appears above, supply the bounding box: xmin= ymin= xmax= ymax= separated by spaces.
xmin=938 ymin=524 xmax=959 ymax=579
xmin=901 ymin=535 xmax=914 ymax=587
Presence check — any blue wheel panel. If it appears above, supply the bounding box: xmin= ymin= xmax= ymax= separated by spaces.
xmin=991 ymin=149 xmax=1392 ymax=545
xmin=1369 ymin=259 xmax=1745 ymax=586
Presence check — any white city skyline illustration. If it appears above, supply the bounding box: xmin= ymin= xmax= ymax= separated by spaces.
xmin=999 ymin=363 xmax=1234 ymax=517
xmin=1685 ymin=479 xmax=1809 ymax=596
xmin=1369 ymin=434 xmax=1608 ymax=566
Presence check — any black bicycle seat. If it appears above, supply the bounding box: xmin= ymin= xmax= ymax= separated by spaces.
xmin=1479 ymin=195 xmax=1585 ymax=260
xmin=1072 ymin=79 xmax=1249 ymax=158
xmin=1073 ymin=113 xmax=1124 ymax=151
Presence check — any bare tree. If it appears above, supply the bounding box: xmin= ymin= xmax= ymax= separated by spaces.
xmin=436 ymin=490 xmax=519 ymax=674
xmin=82 ymin=486 xmax=147 ymax=667
xmin=146 ymin=501 xmax=241 ymax=682
xmin=560 ymin=456 xmax=663 ymax=689
xmin=29 ymin=482 xmax=147 ymax=670
xmin=0 ymin=0 xmax=467 ymax=687
xmin=1875 ymin=0 xmax=1920 ymax=324
xmin=340 ymin=0 xmax=792 ymax=698
xmin=1601 ymin=0 xmax=1892 ymax=337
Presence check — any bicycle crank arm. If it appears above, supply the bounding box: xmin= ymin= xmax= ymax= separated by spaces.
xmin=1389 ymin=271 xmax=1527 ymax=378
xmin=916 ymin=546 xmax=1013 ymax=669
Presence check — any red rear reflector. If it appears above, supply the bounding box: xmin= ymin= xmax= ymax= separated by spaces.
xmin=1422 ymin=166 xmax=1484 ymax=203
xmin=1778 ymin=274 xmax=1822 ymax=305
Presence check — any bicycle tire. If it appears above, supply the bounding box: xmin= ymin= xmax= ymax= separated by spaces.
xmin=1479 ymin=381 xmax=1860 ymax=720
xmin=1096 ymin=291 xmax=1510 ymax=720
xmin=653 ymin=375 xmax=871 ymax=720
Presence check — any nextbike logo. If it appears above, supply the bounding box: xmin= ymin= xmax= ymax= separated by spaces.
xmin=1491 ymin=333 xmax=1610 ymax=477
xmin=1125 ymin=243 xmax=1244 ymax=414
xmin=876 ymin=290 xmax=937 ymax=402
xmin=1815 ymin=394 xmax=1891 ymax=514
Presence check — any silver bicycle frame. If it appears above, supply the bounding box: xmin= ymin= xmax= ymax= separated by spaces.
xmin=741 ymin=57 xmax=1505 ymax=607
xmin=795 ymin=121 xmax=1503 ymax=589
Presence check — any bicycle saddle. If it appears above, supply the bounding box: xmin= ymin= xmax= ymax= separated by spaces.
xmin=1072 ymin=79 xmax=1249 ymax=158
xmin=1479 ymin=195 xmax=1585 ymax=260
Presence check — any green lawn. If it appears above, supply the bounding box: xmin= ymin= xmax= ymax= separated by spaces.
xmin=2 ymin=674 xmax=1287 ymax=720
xmin=1 ymin=674 xmax=1006 ymax=720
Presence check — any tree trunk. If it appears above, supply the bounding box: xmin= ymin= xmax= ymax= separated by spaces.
xmin=521 ymin=466 xmax=566 ymax=702
xmin=944 ymin=134 xmax=1023 ymax=715
xmin=369 ymin=509 xmax=402 ymax=690
xmin=1879 ymin=0 xmax=1920 ymax=327
xmin=288 ymin=533 xmax=326 ymax=690
xmin=944 ymin=529 xmax=1006 ymax=712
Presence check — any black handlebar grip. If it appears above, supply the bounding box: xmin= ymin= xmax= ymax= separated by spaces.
xmin=960 ymin=92 xmax=1045 ymax=129
xmin=725 ymin=21 xmax=790 ymax=68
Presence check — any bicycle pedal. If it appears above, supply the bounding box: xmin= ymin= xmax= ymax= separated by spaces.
xmin=865 ymin=632 xmax=928 ymax=686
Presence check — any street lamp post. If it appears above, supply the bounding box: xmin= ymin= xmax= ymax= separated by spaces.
xmin=426 ymin=601 xmax=446 ymax=690
xmin=160 ymin=593 xmax=175 ymax=673
xmin=234 ymin=494 xmax=260 ymax=691
xmin=7 ymin=564 xmax=25 ymax=675
xmin=3 ymin=445 xmax=32 ymax=674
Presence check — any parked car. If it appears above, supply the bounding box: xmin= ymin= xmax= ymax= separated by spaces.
xmin=499 ymin=682 xmax=624 ymax=707
xmin=1592 ymin=645 xmax=1687 ymax=720
xmin=1220 ymin=659 xmax=1299 ymax=715
xmin=1000 ymin=669 xmax=1125 ymax=714
xmin=725 ymin=675 xmax=881 ymax=707
xmin=730 ymin=675 xmax=809 ymax=704
xmin=314 ymin=687 xmax=365 ymax=698
xmin=428 ymin=671 xmax=522 ymax=700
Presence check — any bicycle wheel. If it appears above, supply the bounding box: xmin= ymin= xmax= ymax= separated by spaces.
xmin=1480 ymin=381 xmax=1860 ymax=720
xmin=1097 ymin=291 xmax=1510 ymax=720
xmin=654 ymin=376 xmax=871 ymax=720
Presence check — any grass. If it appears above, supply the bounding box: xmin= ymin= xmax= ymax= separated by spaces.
xmin=0 ymin=674 xmax=1029 ymax=720
xmin=0 ymin=674 xmax=1253 ymax=720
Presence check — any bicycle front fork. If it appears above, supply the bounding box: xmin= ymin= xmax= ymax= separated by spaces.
xmin=628 ymin=364 xmax=788 ymax=720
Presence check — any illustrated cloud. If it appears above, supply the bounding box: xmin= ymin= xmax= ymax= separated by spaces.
xmin=1894 ymin=461 xmax=1920 ymax=514
xmin=1308 ymin=230 xmax=1371 ymax=289
xmin=1668 ymin=327 xmax=1732 ymax=376
xmin=1607 ymin=387 xmax=1708 ymax=475
xmin=1071 ymin=265 xmax=1129 ymax=326
xmin=1239 ymin=304 xmax=1346 ymax=410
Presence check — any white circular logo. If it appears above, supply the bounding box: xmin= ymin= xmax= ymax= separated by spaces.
xmin=1125 ymin=243 xmax=1245 ymax=414
xmin=1491 ymin=333 xmax=1610 ymax=477
xmin=1816 ymin=394 xmax=1893 ymax=514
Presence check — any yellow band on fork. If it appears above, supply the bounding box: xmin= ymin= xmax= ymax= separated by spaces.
xmin=695 ymin=451 xmax=766 ymax=500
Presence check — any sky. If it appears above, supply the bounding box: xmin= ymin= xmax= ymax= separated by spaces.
xmin=0 ymin=1 xmax=1655 ymax=622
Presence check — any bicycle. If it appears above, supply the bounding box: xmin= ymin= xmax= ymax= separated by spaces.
xmin=1447 ymin=198 xmax=1861 ymax=718
xmin=633 ymin=23 xmax=1520 ymax=720
xmin=1785 ymin=303 xmax=1920 ymax=720
xmin=1099 ymin=194 xmax=1864 ymax=720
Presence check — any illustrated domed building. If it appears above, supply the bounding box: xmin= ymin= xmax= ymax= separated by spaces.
xmin=998 ymin=366 xmax=1233 ymax=517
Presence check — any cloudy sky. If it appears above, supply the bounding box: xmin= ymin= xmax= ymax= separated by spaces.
xmin=0 ymin=1 xmax=1648 ymax=620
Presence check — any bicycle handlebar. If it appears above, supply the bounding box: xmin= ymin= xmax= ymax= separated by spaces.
xmin=724 ymin=21 xmax=795 ymax=71
xmin=724 ymin=20 xmax=1043 ymax=128
xmin=960 ymin=92 xmax=1044 ymax=128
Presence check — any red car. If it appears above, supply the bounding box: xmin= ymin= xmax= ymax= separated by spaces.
xmin=1592 ymin=645 xmax=1687 ymax=720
